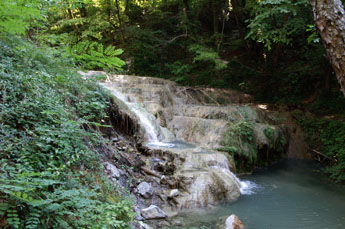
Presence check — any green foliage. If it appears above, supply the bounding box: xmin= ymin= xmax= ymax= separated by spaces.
xmin=264 ymin=126 xmax=274 ymax=147
xmin=165 ymin=61 xmax=192 ymax=76
xmin=293 ymin=111 xmax=345 ymax=182
xmin=246 ymin=0 xmax=309 ymax=50
xmin=307 ymin=89 xmax=345 ymax=115
xmin=36 ymin=0 xmax=341 ymax=116
xmin=188 ymin=44 xmax=227 ymax=70
xmin=0 ymin=35 xmax=134 ymax=228
xmin=221 ymin=121 xmax=257 ymax=163
xmin=306 ymin=24 xmax=320 ymax=44
xmin=0 ymin=0 xmax=42 ymax=35
xmin=220 ymin=113 xmax=286 ymax=171
xmin=126 ymin=26 xmax=166 ymax=76
xmin=69 ymin=41 xmax=126 ymax=70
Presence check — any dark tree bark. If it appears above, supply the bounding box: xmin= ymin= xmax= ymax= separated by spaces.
xmin=309 ymin=0 xmax=345 ymax=96
xmin=125 ymin=0 xmax=129 ymax=15
xmin=67 ymin=8 xmax=80 ymax=35
xmin=212 ymin=2 xmax=219 ymax=35
xmin=115 ymin=0 xmax=126 ymax=42
xmin=79 ymin=3 xmax=87 ymax=17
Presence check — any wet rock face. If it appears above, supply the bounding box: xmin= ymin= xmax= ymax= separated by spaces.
xmin=138 ymin=146 xmax=241 ymax=210
xmin=101 ymin=75 xmax=288 ymax=154
xmin=174 ymin=168 xmax=241 ymax=208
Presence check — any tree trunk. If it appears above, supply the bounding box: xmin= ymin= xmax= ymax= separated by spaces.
xmin=212 ymin=2 xmax=219 ymax=35
xmin=182 ymin=0 xmax=189 ymax=34
xmin=125 ymin=0 xmax=129 ymax=15
xmin=115 ymin=0 xmax=126 ymax=42
xmin=309 ymin=0 xmax=345 ymax=96
xmin=79 ymin=3 xmax=87 ymax=17
xmin=231 ymin=0 xmax=250 ymax=56
xmin=217 ymin=9 xmax=226 ymax=53
xmin=67 ymin=8 xmax=80 ymax=35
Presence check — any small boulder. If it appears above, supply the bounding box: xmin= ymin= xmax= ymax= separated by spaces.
xmin=137 ymin=182 xmax=154 ymax=198
xmin=160 ymin=175 xmax=168 ymax=185
xmin=168 ymin=189 xmax=179 ymax=198
xmin=111 ymin=137 xmax=119 ymax=142
xmin=104 ymin=162 xmax=121 ymax=179
xmin=225 ymin=214 xmax=246 ymax=229
xmin=140 ymin=205 xmax=167 ymax=219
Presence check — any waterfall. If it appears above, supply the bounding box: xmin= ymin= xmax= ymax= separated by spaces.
xmin=101 ymin=83 xmax=174 ymax=147
xmin=100 ymin=74 xmax=260 ymax=204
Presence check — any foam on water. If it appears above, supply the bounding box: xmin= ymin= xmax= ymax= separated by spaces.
xmin=240 ymin=180 xmax=261 ymax=195
xmin=147 ymin=141 xmax=175 ymax=148
xmin=228 ymin=170 xmax=260 ymax=195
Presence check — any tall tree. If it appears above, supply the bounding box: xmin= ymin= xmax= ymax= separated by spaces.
xmin=309 ymin=0 xmax=345 ymax=96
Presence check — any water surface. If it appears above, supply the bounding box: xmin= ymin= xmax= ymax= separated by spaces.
xmin=174 ymin=160 xmax=345 ymax=229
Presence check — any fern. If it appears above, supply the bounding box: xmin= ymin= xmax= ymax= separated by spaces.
xmin=7 ymin=208 xmax=20 ymax=229
xmin=0 ymin=202 xmax=9 ymax=217
xmin=25 ymin=208 xmax=41 ymax=229
xmin=70 ymin=41 xmax=126 ymax=71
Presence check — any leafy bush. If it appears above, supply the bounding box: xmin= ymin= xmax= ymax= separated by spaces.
xmin=293 ymin=111 xmax=345 ymax=182
xmin=188 ymin=44 xmax=227 ymax=70
xmin=0 ymin=35 xmax=134 ymax=228
xmin=245 ymin=0 xmax=309 ymax=50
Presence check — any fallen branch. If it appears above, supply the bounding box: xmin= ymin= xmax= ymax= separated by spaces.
xmin=141 ymin=166 xmax=160 ymax=178
xmin=312 ymin=149 xmax=334 ymax=162
xmin=198 ymin=89 xmax=220 ymax=106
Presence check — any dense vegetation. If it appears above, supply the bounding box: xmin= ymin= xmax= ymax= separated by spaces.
xmin=37 ymin=0 xmax=332 ymax=102
xmin=0 ymin=35 xmax=134 ymax=228
xmin=1 ymin=1 xmax=345 ymax=227
xmin=36 ymin=0 xmax=345 ymax=181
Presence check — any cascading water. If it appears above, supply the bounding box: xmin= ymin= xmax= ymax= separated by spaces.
xmin=221 ymin=166 xmax=260 ymax=196
xmin=239 ymin=180 xmax=261 ymax=195
xmin=99 ymin=74 xmax=261 ymax=209
xmin=101 ymin=82 xmax=174 ymax=147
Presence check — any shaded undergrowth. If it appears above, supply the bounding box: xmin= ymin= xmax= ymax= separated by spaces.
xmin=0 ymin=35 xmax=134 ymax=228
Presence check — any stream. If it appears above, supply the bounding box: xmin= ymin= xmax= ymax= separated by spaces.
xmin=172 ymin=159 xmax=345 ymax=229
